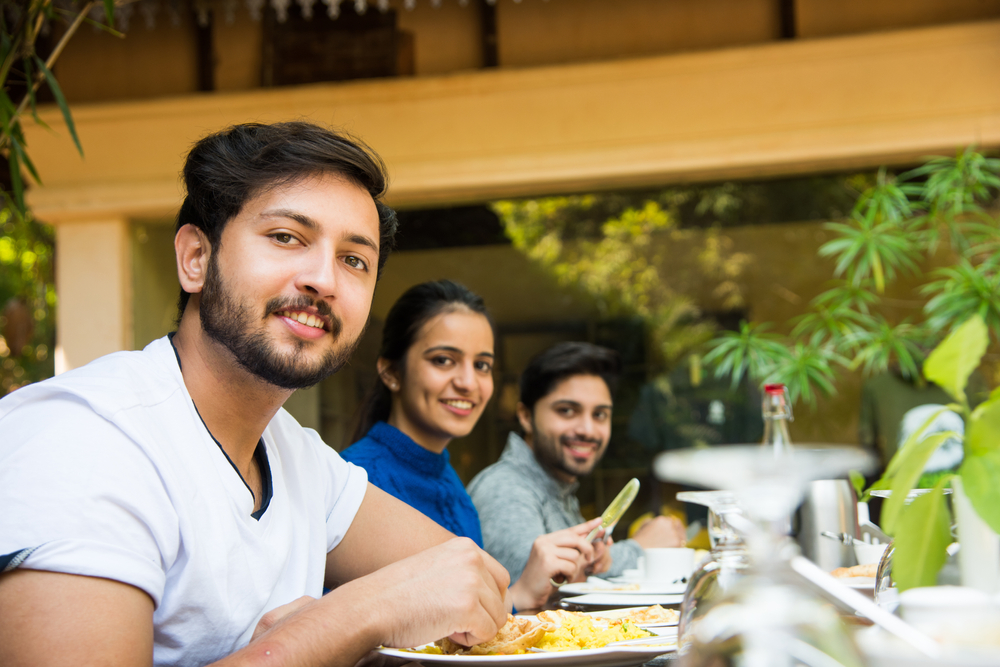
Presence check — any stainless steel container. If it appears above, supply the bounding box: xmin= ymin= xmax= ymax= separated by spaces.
xmin=796 ymin=479 xmax=858 ymax=570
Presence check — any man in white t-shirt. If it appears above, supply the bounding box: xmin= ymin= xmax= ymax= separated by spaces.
xmin=0 ymin=122 xmax=510 ymax=667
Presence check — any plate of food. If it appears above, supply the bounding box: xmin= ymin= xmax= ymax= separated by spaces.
xmin=559 ymin=594 xmax=684 ymax=608
xmin=375 ymin=609 xmax=677 ymax=667
xmin=557 ymin=581 xmax=686 ymax=596
xmin=831 ymin=564 xmax=877 ymax=586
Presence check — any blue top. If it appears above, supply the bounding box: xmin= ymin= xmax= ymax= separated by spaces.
xmin=341 ymin=422 xmax=484 ymax=547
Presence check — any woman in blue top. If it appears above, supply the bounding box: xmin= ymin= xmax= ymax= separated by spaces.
xmin=341 ymin=280 xmax=607 ymax=611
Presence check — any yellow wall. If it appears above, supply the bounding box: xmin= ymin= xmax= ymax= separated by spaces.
xmin=798 ymin=0 xmax=1000 ymax=37
xmin=497 ymin=0 xmax=780 ymax=67
xmin=57 ymin=10 xmax=201 ymax=102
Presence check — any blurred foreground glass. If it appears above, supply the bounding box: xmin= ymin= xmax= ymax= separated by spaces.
xmin=675 ymin=490 xmax=750 ymax=651
xmin=656 ymin=445 xmax=875 ymax=667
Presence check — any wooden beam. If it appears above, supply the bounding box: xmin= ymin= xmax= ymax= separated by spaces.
xmin=23 ymin=20 xmax=1000 ymax=220
xmin=195 ymin=8 xmax=215 ymax=91
xmin=479 ymin=0 xmax=498 ymax=68
xmin=779 ymin=0 xmax=797 ymax=39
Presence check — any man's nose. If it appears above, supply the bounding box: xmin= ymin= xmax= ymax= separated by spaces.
xmin=297 ymin=248 xmax=337 ymax=298
xmin=574 ymin=413 xmax=598 ymax=438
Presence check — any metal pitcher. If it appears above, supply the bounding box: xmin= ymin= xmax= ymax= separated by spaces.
xmin=795 ymin=479 xmax=858 ymax=570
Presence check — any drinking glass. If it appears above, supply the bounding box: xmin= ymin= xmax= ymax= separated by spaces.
xmin=655 ymin=444 xmax=875 ymax=667
xmin=675 ymin=490 xmax=751 ymax=650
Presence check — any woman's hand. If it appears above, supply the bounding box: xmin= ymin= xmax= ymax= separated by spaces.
xmin=508 ymin=518 xmax=603 ymax=611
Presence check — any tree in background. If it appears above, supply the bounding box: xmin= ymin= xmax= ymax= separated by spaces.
xmin=493 ymin=178 xmax=857 ymax=372
xmin=494 ymin=190 xmax=751 ymax=370
xmin=0 ymin=0 xmax=117 ymax=394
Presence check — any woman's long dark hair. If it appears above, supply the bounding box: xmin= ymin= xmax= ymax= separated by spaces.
xmin=349 ymin=279 xmax=492 ymax=444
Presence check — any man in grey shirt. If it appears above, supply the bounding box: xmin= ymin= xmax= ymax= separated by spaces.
xmin=468 ymin=342 xmax=686 ymax=582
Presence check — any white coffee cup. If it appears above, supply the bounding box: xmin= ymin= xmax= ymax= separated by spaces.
xmin=643 ymin=547 xmax=695 ymax=583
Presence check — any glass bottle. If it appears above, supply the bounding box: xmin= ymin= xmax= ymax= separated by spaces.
xmin=762 ymin=383 xmax=793 ymax=454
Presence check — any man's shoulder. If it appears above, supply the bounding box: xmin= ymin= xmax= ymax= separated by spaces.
xmin=468 ymin=457 xmax=535 ymax=503
xmin=0 ymin=338 xmax=181 ymax=423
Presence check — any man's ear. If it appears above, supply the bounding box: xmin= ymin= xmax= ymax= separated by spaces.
xmin=516 ymin=402 xmax=534 ymax=442
xmin=376 ymin=358 xmax=400 ymax=392
xmin=175 ymin=224 xmax=211 ymax=294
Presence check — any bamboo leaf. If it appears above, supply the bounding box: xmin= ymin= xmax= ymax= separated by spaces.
xmin=34 ymin=56 xmax=83 ymax=156
xmin=891 ymin=480 xmax=952 ymax=591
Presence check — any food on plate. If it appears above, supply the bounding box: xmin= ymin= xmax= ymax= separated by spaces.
xmin=434 ymin=614 xmax=555 ymax=655
xmin=600 ymin=583 xmax=641 ymax=591
xmin=621 ymin=604 xmax=679 ymax=624
xmin=591 ymin=604 xmax=679 ymax=625
xmin=534 ymin=610 xmax=652 ymax=651
xmin=424 ymin=608 xmax=657 ymax=655
xmin=831 ymin=563 xmax=877 ymax=578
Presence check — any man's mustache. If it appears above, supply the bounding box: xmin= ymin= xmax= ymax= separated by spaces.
xmin=560 ymin=435 xmax=604 ymax=447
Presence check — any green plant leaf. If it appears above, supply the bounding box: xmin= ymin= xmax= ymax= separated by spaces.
xmin=849 ymin=470 xmax=866 ymax=499
xmin=958 ymin=451 xmax=1000 ymax=533
xmin=891 ymin=479 xmax=952 ymax=591
xmin=882 ymin=429 xmax=955 ymax=535
xmin=34 ymin=56 xmax=83 ymax=156
xmin=922 ymin=315 xmax=987 ymax=405
xmin=966 ymin=398 xmax=1000 ymax=456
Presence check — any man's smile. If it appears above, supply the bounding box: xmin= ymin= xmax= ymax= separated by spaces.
xmin=561 ymin=436 xmax=601 ymax=458
xmin=276 ymin=309 xmax=329 ymax=332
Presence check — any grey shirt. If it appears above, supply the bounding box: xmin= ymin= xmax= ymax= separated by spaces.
xmin=467 ymin=432 xmax=643 ymax=580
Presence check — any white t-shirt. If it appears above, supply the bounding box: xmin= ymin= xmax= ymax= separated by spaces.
xmin=0 ymin=336 xmax=368 ymax=667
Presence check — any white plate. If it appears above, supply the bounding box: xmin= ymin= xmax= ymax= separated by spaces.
xmin=376 ymin=631 xmax=676 ymax=667
xmin=585 ymin=608 xmax=679 ymax=629
xmin=560 ymin=594 xmax=684 ymax=608
xmin=840 ymin=577 xmax=876 ymax=589
xmin=558 ymin=582 xmax=686 ymax=596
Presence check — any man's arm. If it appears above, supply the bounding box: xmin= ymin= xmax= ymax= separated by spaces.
xmin=0 ymin=570 xmax=154 ymax=667
xmin=0 ymin=484 xmax=510 ymax=667
xmin=324 ymin=483 xmax=456 ymax=583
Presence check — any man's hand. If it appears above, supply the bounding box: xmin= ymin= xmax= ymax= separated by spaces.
xmin=586 ymin=534 xmax=613 ymax=576
xmin=630 ymin=515 xmax=686 ymax=549
xmin=508 ymin=518 xmax=602 ymax=611
xmin=250 ymin=596 xmax=315 ymax=642
xmin=344 ymin=537 xmax=510 ymax=650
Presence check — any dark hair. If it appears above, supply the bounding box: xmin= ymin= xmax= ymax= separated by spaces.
xmin=175 ymin=121 xmax=398 ymax=315
xmin=519 ymin=342 xmax=622 ymax=413
xmin=349 ymin=279 xmax=492 ymax=444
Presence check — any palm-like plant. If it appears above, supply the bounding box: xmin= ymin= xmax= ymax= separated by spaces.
xmin=705 ymin=147 xmax=1000 ymax=407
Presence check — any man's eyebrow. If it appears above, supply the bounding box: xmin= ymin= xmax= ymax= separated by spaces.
xmin=346 ymin=233 xmax=379 ymax=255
xmin=264 ymin=208 xmax=317 ymax=229
xmin=423 ymin=345 xmax=495 ymax=358
xmin=262 ymin=209 xmax=379 ymax=254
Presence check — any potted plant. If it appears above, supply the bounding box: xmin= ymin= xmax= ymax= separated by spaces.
xmin=701 ymin=149 xmax=1000 ymax=590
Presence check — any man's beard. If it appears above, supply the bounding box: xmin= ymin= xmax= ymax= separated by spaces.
xmin=531 ymin=421 xmax=606 ymax=480
xmin=198 ymin=255 xmax=361 ymax=389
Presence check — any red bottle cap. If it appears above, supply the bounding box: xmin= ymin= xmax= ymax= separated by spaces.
xmin=764 ymin=383 xmax=785 ymax=395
